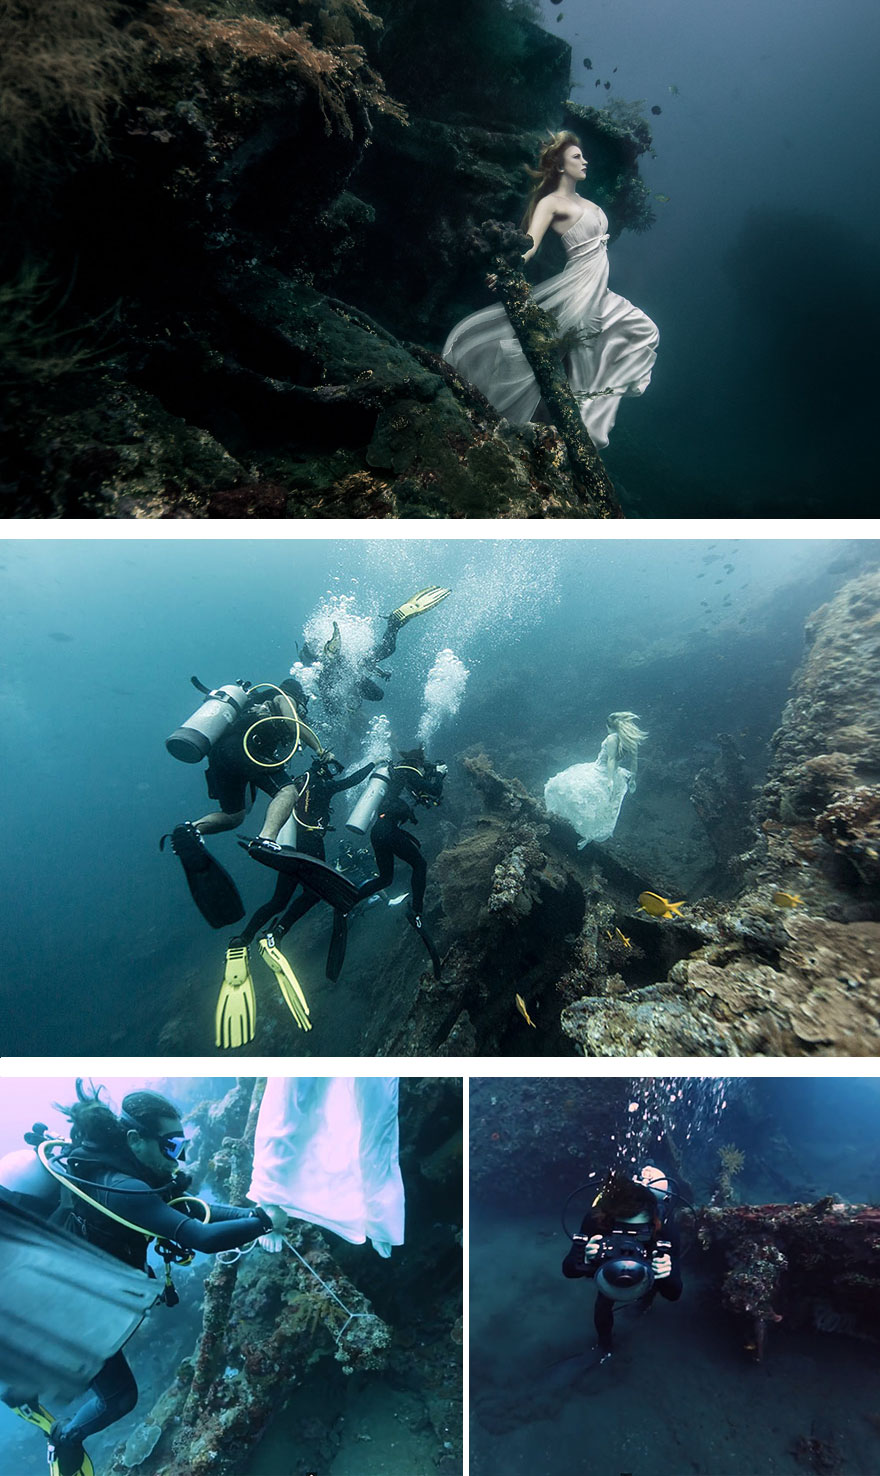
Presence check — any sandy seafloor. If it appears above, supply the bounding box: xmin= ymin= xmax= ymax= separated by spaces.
xmin=471 ymin=1208 xmax=880 ymax=1476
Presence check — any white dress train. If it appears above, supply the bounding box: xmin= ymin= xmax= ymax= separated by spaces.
xmin=544 ymin=733 xmax=633 ymax=846
xmin=442 ymin=204 xmax=658 ymax=449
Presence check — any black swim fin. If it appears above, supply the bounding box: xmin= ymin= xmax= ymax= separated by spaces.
xmin=326 ymin=909 xmax=348 ymax=981
xmin=161 ymin=823 xmax=245 ymax=929
xmin=407 ymin=908 xmax=442 ymax=980
xmin=240 ymin=839 xmax=360 ymax=914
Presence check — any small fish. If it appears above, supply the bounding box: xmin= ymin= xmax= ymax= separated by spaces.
xmin=651 ymin=105 xmax=662 ymax=115
xmin=595 ymin=79 xmax=601 ymax=87
xmin=612 ymin=66 xmax=618 ymax=72
xmin=583 ymin=57 xmax=593 ymax=69
xmin=653 ymin=193 xmax=670 ymax=203
xmin=515 ymin=994 xmax=536 ymax=1028
xmin=614 ymin=928 xmax=631 ymax=948
xmin=637 ymin=892 xmax=685 ymax=920
xmin=604 ymin=80 xmax=611 ymax=89
xmin=669 ymin=83 xmax=680 ymax=95
xmin=771 ymin=891 xmax=803 ymax=908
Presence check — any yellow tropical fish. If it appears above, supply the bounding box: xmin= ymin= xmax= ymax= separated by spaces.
xmin=771 ymin=891 xmax=803 ymax=908
xmin=637 ymin=891 xmax=685 ymax=919
xmin=515 ymin=994 xmax=536 ymax=1028
xmin=614 ymin=928 xmax=631 ymax=948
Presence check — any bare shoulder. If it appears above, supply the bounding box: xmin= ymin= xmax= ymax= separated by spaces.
xmin=530 ymin=194 xmax=557 ymax=222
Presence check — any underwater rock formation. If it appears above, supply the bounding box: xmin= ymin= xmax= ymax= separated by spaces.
xmin=690 ymin=732 xmax=753 ymax=878
xmin=1 ymin=0 xmax=654 ymax=517
xmin=560 ymin=570 xmax=880 ymax=1057
xmin=384 ymin=754 xmax=592 ymax=1055
xmin=390 ymin=568 xmax=879 ymax=1056
xmin=699 ymin=1200 xmax=880 ymax=1362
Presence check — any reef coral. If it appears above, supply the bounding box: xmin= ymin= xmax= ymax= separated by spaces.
xmin=714 ymin=1143 xmax=745 ymax=1203
xmin=699 ymin=1199 xmax=880 ymax=1365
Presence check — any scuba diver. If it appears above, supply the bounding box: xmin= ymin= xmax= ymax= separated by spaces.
xmin=162 ymin=677 xmax=329 ymax=929
xmin=294 ymin=587 xmax=451 ymax=713
xmin=347 ymin=748 xmax=447 ymax=979
xmin=562 ymin=1166 xmax=682 ymax=1363
xmin=162 ymin=590 xmax=449 ymax=932
xmin=0 ymin=1083 xmax=287 ymax=1476
xmin=214 ymin=752 xmax=376 ymax=1049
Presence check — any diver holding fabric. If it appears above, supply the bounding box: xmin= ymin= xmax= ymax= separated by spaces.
xmin=0 ymin=1084 xmax=287 ymax=1476
xmin=162 ymin=678 xmax=328 ymax=929
xmin=562 ymin=1167 xmax=682 ymax=1363
xmin=214 ymin=754 xmax=376 ymax=1049
xmin=349 ymin=749 xmax=446 ymax=979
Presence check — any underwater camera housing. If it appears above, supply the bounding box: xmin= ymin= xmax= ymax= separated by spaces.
xmin=594 ymin=1230 xmax=669 ymax=1303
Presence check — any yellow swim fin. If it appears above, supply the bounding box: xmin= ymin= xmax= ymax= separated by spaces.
xmin=48 ymin=1441 xmax=95 ymax=1476
xmin=215 ymin=943 xmax=257 ymax=1049
xmin=390 ymin=586 xmax=451 ymax=624
xmin=12 ymin=1406 xmax=95 ymax=1476
xmin=259 ymin=934 xmax=312 ymax=1032
xmin=11 ymin=1403 xmax=54 ymax=1435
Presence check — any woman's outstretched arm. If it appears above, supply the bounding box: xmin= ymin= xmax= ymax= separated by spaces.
xmin=487 ymin=195 xmax=556 ymax=289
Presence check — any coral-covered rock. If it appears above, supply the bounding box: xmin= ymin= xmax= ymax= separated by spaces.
xmin=1 ymin=0 xmax=655 ymax=517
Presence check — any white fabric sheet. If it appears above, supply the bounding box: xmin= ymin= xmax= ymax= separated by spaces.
xmin=249 ymin=1078 xmax=404 ymax=1256
xmin=443 ymin=203 xmax=658 ymax=449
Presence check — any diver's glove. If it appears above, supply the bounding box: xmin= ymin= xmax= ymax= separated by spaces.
xmin=570 ymin=1233 xmax=602 ymax=1270
xmin=255 ymin=1203 xmax=288 ymax=1252
xmin=651 ymin=1251 xmax=672 ymax=1279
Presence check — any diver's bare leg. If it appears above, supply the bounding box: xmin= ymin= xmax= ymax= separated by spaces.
xmin=259 ymin=785 xmax=297 ymax=841
xmin=192 ymin=809 xmax=246 ymax=834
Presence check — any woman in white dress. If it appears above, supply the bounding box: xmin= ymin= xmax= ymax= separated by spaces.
xmin=442 ymin=133 xmax=658 ymax=449
xmin=544 ymin=711 xmax=648 ymax=848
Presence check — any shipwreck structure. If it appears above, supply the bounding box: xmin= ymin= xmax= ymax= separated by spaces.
xmin=392 ymin=566 xmax=880 ymax=1057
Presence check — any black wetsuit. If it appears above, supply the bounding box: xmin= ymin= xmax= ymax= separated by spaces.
xmin=562 ymin=1210 xmax=682 ymax=1352
xmin=356 ymin=763 xmax=444 ymax=915
xmin=239 ymin=762 xmax=373 ymax=945
xmin=357 ymin=794 xmax=427 ymax=913
xmin=206 ymin=695 xmax=302 ymax=813
xmin=51 ymin=1146 xmax=269 ymax=1448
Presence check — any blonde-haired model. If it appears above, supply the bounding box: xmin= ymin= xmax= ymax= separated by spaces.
xmin=544 ymin=712 xmax=648 ymax=847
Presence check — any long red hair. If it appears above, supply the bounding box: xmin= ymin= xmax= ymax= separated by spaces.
xmin=521 ymin=130 xmax=582 ymax=232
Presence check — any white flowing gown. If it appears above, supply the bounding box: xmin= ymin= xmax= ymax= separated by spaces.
xmin=442 ymin=203 xmax=658 ymax=448
xmin=544 ymin=733 xmax=633 ymax=847
xmin=249 ymin=1078 xmax=405 ymax=1257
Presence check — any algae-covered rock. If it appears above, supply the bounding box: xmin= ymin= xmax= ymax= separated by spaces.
xmin=1 ymin=0 xmax=655 ymax=517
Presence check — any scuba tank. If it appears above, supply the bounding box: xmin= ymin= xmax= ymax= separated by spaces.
xmin=346 ymin=763 xmax=391 ymax=835
xmin=0 ymin=1146 xmax=59 ymax=1215
xmin=166 ymin=677 xmax=250 ymax=763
